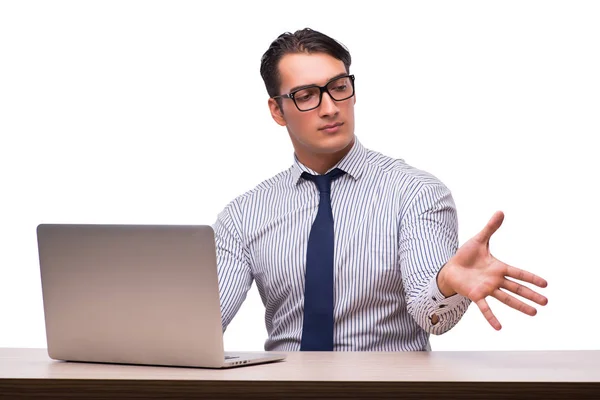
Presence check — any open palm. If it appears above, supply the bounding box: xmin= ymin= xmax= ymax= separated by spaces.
xmin=443 ymin=211 xmax=548 ymax=330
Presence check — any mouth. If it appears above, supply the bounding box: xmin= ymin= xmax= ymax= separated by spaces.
xmin=319 ymin=122 xmax=344 ymax=134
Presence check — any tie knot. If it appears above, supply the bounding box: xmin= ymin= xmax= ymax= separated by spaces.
xmin=302 ymin=168 xmax=346 ymax=194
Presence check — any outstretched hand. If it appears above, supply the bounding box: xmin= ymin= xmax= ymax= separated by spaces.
xmin=437 ymin=211 xmax=548 ymax=330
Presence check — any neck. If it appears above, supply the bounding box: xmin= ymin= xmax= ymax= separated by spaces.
xmin=295 ymin=137 xmax=355 ymax=174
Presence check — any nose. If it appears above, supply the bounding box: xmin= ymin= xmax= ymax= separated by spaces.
xmin=318 ymin=91 xmax=339 ymax=118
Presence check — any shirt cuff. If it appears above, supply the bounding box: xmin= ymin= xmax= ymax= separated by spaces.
xmin=428 ymin=275 xmax=469 ymax=315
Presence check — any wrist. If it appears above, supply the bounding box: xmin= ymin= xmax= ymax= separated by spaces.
xmin=436 ymin=263 xmax=457 ymax=298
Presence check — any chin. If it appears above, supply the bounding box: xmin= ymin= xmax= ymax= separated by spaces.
xmin=289 ymin=126 xmax=355 ymax=156
xmin=316 ymin=131 xmax=354 ymax=154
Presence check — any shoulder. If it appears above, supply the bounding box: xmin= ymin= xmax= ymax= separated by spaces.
xmin=362 ymin=147 xmax=455 ymax=218
xmin=365 ymin=147 xmax=447 ymax=191
xmin=217 ymin=167 xmax=294 ymax=219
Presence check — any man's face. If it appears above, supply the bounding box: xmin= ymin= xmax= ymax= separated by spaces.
xmin=269 ymin=52 xmax=356 ymax=159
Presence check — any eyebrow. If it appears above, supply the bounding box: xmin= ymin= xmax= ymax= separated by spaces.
xmin=288 ymin=72 xmax=348 ymax=93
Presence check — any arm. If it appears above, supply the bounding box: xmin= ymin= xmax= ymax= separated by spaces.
xmin=399 ymin=182 xmax=471 ymax=335
xmin=213 ymin=203 xmax=253 ymax=332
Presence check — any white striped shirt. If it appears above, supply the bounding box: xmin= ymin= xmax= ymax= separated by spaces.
xmin=214 ymin=138 xmax=471 ymax=351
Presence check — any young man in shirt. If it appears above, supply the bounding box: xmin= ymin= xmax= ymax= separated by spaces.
xmin=213 ymin=28 xmax=548 ymax=351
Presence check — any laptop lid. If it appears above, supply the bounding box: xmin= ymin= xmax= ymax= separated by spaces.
xmin=36 ymin=224 xmax=283 ymax=368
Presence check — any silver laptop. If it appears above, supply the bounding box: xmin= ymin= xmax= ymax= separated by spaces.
xmin=36 ymin=224 xmax=285 ymax=368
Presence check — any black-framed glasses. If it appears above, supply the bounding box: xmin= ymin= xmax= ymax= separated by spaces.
xmin=273 ymin=74 xmax=355 ymax=112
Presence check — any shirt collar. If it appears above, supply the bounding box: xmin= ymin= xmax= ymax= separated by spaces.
xmin=291 ymin=137 xmax=368 ymax=185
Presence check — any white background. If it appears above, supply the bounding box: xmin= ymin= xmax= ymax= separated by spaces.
xmin=1 ymin=1 xmax=598 ymax=351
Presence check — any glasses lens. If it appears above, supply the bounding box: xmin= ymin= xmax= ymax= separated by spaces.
xmin=294 ymin=87 xmax=321 ymax=111
xmin=327 ymin=76 xmax=354 ymax=101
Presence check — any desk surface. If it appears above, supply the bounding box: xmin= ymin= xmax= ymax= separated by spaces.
xmin=2 ymin=348 xmax=600 ymax=399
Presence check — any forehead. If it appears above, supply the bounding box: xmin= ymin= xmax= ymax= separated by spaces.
xmin=278 ymin=52 xmax=347 ymax=92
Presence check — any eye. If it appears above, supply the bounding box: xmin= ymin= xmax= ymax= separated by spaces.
xmin=296 ymin=94 xmax=313 ymax=102
xmin=294 ymin=88 xmax=318 ymax=102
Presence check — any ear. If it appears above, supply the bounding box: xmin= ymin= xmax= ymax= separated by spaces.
xmin=268 ymin=98 xmax=287 ymax=127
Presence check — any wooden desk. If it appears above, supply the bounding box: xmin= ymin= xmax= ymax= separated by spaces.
xmin=1 ymin=348 xmax=599 ymax=399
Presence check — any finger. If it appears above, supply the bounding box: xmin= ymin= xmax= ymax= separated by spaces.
xmin=492 ymin=288 xmax=537 ymax=316
xmin=474 ymin=211 xmax=505 ymax=244
xmin=502 ymin=278 xmax=548 ymax=306
xmin=505 ymin=264 xmax=548 ymax=289
xmin=476 ymin=298 xmax=502 ymax=331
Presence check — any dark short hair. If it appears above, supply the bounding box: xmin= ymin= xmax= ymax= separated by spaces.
xmin=260 ymin=28 xmax=352 ymax=103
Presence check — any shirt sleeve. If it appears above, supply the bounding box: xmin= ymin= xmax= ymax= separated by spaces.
xmin=399 ymin=181 xmax=471 ymax=335
xmin=213 ymin=202 xmax=253 ymax=332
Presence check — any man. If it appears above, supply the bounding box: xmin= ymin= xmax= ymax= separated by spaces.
xmin=213 ymin=28 xmax=548 ymax=352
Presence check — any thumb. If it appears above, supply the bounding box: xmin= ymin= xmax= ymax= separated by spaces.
xmin=475 ymin=211 xmax=505 ymax=244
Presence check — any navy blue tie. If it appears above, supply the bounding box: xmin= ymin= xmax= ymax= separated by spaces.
xmin=300 ymin=168 xmax=346 ymax=351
